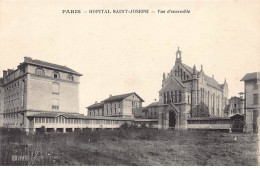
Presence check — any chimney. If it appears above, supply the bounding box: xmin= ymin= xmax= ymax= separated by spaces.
xmin=95 ymin=101 xmax=98 ymax=104
xmin=212 ymin=75 xmax=214 ymax=79
xmin=24 ymin=56 xmax=32 ymax=62
xmin=3 ymin=70 xmax=7 ymax=78
xmin=109 ymin=94 xmax=112 ymax=98
xmin=7 ymin=69 xmax=14 ymax=75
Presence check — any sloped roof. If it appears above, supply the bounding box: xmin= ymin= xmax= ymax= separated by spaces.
xmin=229 ymin=113 xmax=244 ymax=119
xmin=19 ymin=57 xmax=82 ymax=76
xmin=230 ymin=96 xmax=244 ymax=101
xmin=204 ymin=74 xmax=222 ymax=90
xmin=103 ymin=92 xmax=144 ymax=102
xmin=147 ymin=101 xmax=160 ymax=107
xmin=87 ymin=102 xmax=104 ymax=109
xmin=240 ymin=72 xmax=260 ymax=81
xmin=182 ymin=63 xmax=222 ymax=90
xmin=83 ymin=116 xmax=135 ymax=121
xmin=182 ymin=63 xmax=197 ymax=74
xmin=188 ymin=116 xmax=230 ymax=120
xmin=27 ymin=112 xmax=85 ymax=118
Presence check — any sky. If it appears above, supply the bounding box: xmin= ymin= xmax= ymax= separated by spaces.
xmin=0 ymin=0 xmax=260 ymax=115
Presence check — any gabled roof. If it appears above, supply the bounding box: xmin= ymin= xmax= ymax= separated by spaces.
xmin=168 ymin=103 xmax=180 ymax=113
xmin=161 ymin=75 xmax=186 ymax=92
xmin=103 ymin=92 xmax=144 ymax=102
xmin=229 ymin=113 xmax=244 ymax=119
xmin=87 ymin=102 xmax=104 ymax=109
xmin=182 ymin=63 xmax=198 ymax=74
xmin=229 ymin=96 xmax=244 ymax=101
xmin=204 ymin=74 xmax=222 ymax=90
xmin=181 ymin=63 xmax=222 ymax=90
xmin=240 ymin=72 xmax=260 ymax=81
xmin=19 ymin=57 xmax=82 ymax=76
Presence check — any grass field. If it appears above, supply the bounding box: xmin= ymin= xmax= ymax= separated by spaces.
xmin=0 ymin=127 xmax=259 ymax=166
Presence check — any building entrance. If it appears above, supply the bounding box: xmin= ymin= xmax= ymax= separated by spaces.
xmin=169 ymin=110 xmax=176 ymax=128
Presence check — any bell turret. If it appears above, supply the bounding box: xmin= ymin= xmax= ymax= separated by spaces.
xmin=175 ymin=47 xmax=182 ymax=63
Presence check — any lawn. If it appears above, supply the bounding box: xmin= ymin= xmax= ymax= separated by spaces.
xmin=0 ymin=127 xmax=259 ymax=166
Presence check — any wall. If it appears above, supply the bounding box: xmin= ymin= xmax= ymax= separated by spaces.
xmin=28 ymin=74 xmax=79 ymax=113
xmin=122 ymin=94 xmax=142 ymax=117
xmin=104 ymin=101 xmax=122 ymax=116
xmin=244 ymin=80 xmax=260 ymax=133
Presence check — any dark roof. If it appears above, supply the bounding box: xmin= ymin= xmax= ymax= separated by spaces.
xmin=147 ymin=101 xmax=160 ymax=107
xmin=134 ymin=119 xmax=158 ymax=122
xmin=103 ymin=92 xmax=144 ymax=102
xmin=182 ymin=63 xmax=222 ymax=90
xmin=83 ymin=116 xmax=135 ymax=121
xmin=182 ymin=63 xmax=198 ymax=74
xmin=240 ymin=72 xmax=260 ymax=81
xmin=27 ymin=112 xmax=85 ymax=118
xmin=19 ymin=57 xmax=82 ymax=76
xmin=229 ymin=96 xmax=244 ymax=101
xmin=87 ymin=102 xmax=104 ymax=109
xmin=188 ymin=116 xmax=230 ymax=120
xmin=229 ymin=113 xmax=244 ymax=119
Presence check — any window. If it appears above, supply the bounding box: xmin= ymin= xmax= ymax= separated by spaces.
xmin=175 ymin=91 xmax=178 ymax=102
xmin=52 ymin=82 xmax=59 ymax=94
xmin=52 ymin=71 xmax=60 ymax=79
xmin=253 ymin=82 xmax=259 ymax=89
xmin=132 ymin=101 xmax=135 ymax=107
xmin=163 ymin=93 xmax=166 ymax=104
xmin=52 ymin=98 xmax=59 ymax=109
xmin=179 ymin=91 xmax=182 ymax=102
xmin=67 ymin=74 xmax=74 ymax=81
xmin=253 ymin=94 xmax=259 ymax=105
xmin=35 ymin=68 xmax=45 ymax=76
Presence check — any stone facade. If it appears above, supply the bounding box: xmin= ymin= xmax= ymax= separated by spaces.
xmin=87 ymin=92 xmax=144 ymax=118
xmin=224 ymin=96 xmax=244 ymax=116
xmin=241 ymin=72 xmax=260 ymax=133
xmin=156 ymin=48 xmax=229 ymax=130
xmin=0 ymin=57 xmax=82 ymax=132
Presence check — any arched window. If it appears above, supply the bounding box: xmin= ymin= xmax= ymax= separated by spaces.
xmin=163 ymin=93 xmax=167 ymax=104
xmin=175 ymin=90 xmax=178 ymax=102
xmin=179 ymin=91 xmax=182 ymax=102
xmin=52 ymin=71 xmax=60 ymax=79
xmin=35 ymin=68 xmax=45 ymax=76
xmin=171 ymin=91 xmax=174 ymax=103
xmin=67 ymin=74 xmax=74 ymax=81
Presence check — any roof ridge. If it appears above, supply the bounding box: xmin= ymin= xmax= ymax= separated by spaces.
xmin=22 ymin=57 xmax=82 ymax=76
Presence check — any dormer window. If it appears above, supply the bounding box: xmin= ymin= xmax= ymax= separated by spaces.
xmin=52 ymin=71 xmax=60 ymax=79
xmin=35 ymin=68 xmax=45 ymax=76
xmin=67 ymin=74 xmax=74 ymax=81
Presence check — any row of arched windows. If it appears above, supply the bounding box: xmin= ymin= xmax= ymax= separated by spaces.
xmin=174 ymin=66 xmax=190 ymax=81
xmin=35 ymin=68 xmax=74 ymax=81
xmin=163 ymin=90 xmax=182 ymax=104
xmin=199 ymin=88 xmax=221 ymax=116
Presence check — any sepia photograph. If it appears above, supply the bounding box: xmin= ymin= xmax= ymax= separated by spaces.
xmin=0 ymin=0 xmax=259 ymax=166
